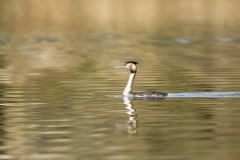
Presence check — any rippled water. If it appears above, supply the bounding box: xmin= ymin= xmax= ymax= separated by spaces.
xmin=0 ymin=30 xmax=239 ymax=160
xmin=1 ymin=0 xmax=240 ymax=157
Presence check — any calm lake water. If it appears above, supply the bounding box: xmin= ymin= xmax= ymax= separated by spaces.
xmin=1 ymin=1 xmax=240 ymax=160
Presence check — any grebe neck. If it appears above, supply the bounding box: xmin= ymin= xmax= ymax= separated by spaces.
xmin=123 ymin=72 xmax=136 ymax=96
xmin=115 ymin=61 xmax=167 ymax=98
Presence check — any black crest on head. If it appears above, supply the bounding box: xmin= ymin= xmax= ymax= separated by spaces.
xmin=126 ymin=61 xmax=138 ymax=65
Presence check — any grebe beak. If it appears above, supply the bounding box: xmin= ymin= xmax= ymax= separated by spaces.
xmin=115 ymin=64 xmax=125 ymax=68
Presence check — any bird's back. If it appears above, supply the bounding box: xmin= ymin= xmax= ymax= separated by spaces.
xmin=130 ymin=91 xmax=168 ymax=97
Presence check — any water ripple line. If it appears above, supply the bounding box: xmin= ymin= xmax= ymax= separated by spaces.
xmin=115 ymin=92 xmax=240 ymax=99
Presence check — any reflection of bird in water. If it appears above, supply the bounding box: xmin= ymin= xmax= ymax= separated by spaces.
xmin=116 ymin=97 xmax=137 ymax=134
xmin=115 ymin=61 xmax=168 ymax=97
xmin=115 ymin=96 xmax=166 ymax=134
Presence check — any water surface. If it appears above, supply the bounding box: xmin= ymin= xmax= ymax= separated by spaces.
xmin=1 ymin=1 xmax=240 ymax=160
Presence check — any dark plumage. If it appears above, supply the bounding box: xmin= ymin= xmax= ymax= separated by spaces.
xmin=131 ymin=91 xmax=168 ymax=97
xmin=126 ymin=61 xmax=138 ymax=65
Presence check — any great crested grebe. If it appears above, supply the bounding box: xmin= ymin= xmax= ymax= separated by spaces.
xmin=115 ymin=61 xmax=168 ymax=97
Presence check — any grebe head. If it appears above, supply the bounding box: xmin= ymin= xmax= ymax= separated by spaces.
xmin=115 ymin=61 xmax=138 ymax=73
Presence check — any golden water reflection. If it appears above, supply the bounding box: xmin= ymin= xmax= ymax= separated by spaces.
xmin=0 ymin=1 xmax=240 ymax=160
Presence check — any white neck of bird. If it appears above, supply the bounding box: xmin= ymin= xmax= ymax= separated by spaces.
xmin=123 ymin=72 xmax=136 ymax=96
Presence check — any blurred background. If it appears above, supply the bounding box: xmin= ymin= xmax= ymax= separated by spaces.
xmin=1 ymin=0 xmax=240 ymax=32
xmin=0 ymin=0 xmax=239 ymax=85
xmin=0 ymin=0 xmax=240 ymax=160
